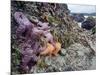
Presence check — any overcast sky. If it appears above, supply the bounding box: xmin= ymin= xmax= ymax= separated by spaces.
xmin=68 ymin=4 xmax=96 ymax=13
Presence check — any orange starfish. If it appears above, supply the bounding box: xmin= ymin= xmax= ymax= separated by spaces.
xmin=40 ymin=42 xmax=61 ymax=56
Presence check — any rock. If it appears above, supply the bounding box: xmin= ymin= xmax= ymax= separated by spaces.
xmin=66 ymin=43 xmax=95 ymax=70
xmin=82 ymin=16 xmax=96 ymax=30
xmin=44 ymin=56 xmax=67 ymax=72
xmin=72 ymin=13 xmax=85 ymax=22
xmin=59 ymin=48 xmax=66 ymax=56
xmin=31 ymin=43 xmax=95 ymax=73
xmin=89 ymin=56 xmax=96 ymax=70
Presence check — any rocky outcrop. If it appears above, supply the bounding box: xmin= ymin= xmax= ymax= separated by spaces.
xmin=82 ymin=16 xmax=96 ymax=30
xmin=71 ymin=14 xmax=85 ymax=22
xmin=11 ymin=1 xmax=96 ymax=74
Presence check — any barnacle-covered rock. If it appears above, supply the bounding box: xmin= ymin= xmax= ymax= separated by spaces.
xmin=11 ymin=1 xmax=96 ymax=74
xmin=31 ymin=43 xmax=95 ymax=73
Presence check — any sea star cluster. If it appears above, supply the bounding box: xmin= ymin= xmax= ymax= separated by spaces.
xmin=14 ymin=12 xmax=61 ymax=72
